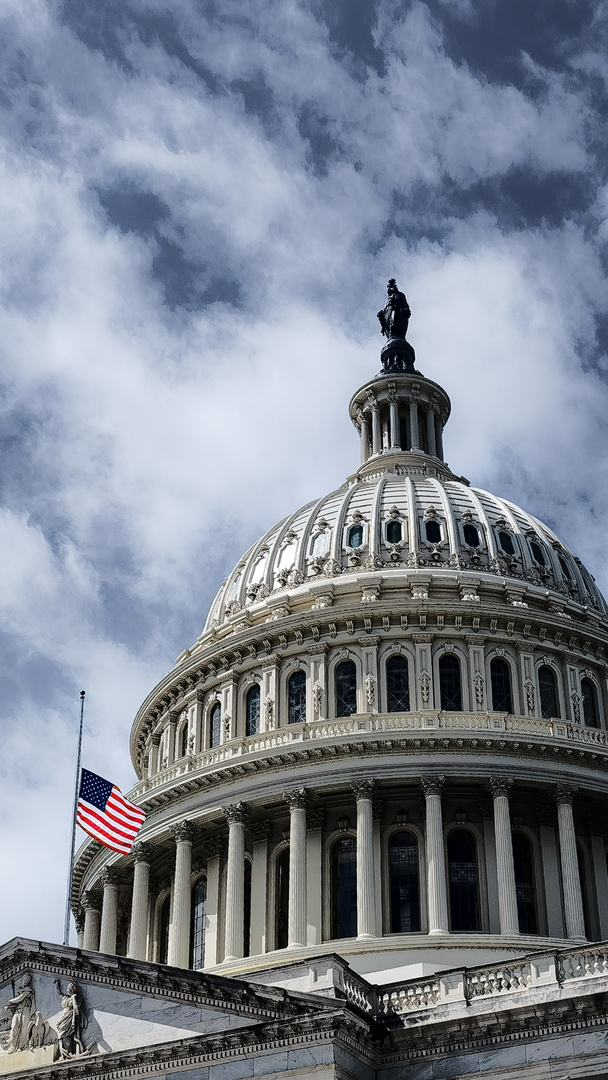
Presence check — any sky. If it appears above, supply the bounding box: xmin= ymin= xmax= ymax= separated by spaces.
xmin=2 ymin=0 xmax=608 ymax=944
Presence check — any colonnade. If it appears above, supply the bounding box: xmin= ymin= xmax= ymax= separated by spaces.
xmin=79 ymin=778 xmax=591 ymax=966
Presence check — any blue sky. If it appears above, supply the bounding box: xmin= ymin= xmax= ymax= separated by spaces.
xmin=1 ymin=0 xmax=608 ymax=942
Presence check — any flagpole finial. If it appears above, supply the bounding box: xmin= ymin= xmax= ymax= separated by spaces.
xmin=80 ymin=690 xmax=85 ymax=698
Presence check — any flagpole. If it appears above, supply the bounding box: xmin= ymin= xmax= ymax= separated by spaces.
xmin=63 ymin=690 xmax=86 ymax=947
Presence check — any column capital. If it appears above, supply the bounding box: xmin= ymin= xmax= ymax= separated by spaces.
xmin=283 ymin=788 xmax=309 ymax=810
xmin=488 ymin=776 xmax=514 ymax=799
xmin=100 ymin=866 xmax=121 ymax=889
xmin=421 ymin=775 xmax=445 ymax=797
xmin=131 ymin=842 xmax=154 ymax=864
xmin=223 ymin=801 xmax=249 ymax=825
xmin=555 ymin=783 xmax=578 ymax=807
xmin=202 ymin=836 xmax=227 ymax=859
xmin=172 ymin=820 xmax=196 ymax=844
xmin=249 ymin=820 xmax=272 ymax=842
xmin=351 ymin=779 xmax=376 ymax=801
xmin=83 ymin=889 xmax=102 ymax=911
xmin=307 ymin=807 xmax=325 ymax=830
xmin=74 ymin=911 xmax=85 ymax=935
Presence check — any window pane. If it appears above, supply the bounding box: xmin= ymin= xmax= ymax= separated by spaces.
xmin=558 ymin=555 xmax=572 ymax=581
xmin=190 ymin=878 xmax=207 ymax=968
xmin=439 ymin=654 xmax=462 ymax=711
xmin=539 ymin=666 xmax=559 ymax=718
xmin=288 ymin=670 xmax=306 ymax=724
xmin=512 ymin=834 xmax=537 ymax=934
xmin=348 ymin=524 xmax=363 ymax=548
xmin=386 ymin=656 xmax=410 ymax=712
xmin=389 ymin=832 xmax=420 ymax=932
xmin=331 ymin=837 xmax=357 ymax=938
xmin=246 ymin=685 xmax=260 ymax=737
xmin=530 ymin=541 xmax=546 ymax=566
xmin=582 ymin=679 xmax=599 ymax=728
xmin=210 ymin=703 xmax=221 ymax=747
xmin=425 ymin=519 xmax=441 ymax=544
xmin=490 ymin=658 xmax=512 ymax=713
xmin=448 ymin=831 xmax=479 ymax=931
xmin=336 ymin=661 xmax=357 ymax=717
xmin=499 ymin=530 xmax=515 ymax=555
xmin=387 ymin=519 xmax=402 ymax=544
xmin=180 ymin=725 xmax=189 ymax=758
xmin=463 ymin=523 xmax=480 ymax=547
xmin=276 ymin=847 xmax=289 ymax=949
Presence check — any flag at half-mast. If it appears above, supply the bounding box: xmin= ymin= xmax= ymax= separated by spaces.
xmin=77 ymin=769 xmax=146 ymax=855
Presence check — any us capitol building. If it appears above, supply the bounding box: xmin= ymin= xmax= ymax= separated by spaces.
xmin=3 ymin=282 xmax=608 ymax=1080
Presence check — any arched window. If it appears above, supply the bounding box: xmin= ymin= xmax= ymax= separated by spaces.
xmin=558 ymin=555 xmax=572 ymax=581
xmin=498 ymin=530 xmax=515 ymax=555
xmin=490 ymin=658 xmax=512 ymax=713
xmin=348 ymin=524 xmax=363 ymax=548
xmin=530 ymin=540 xmax=546 ymax=566
xmin=209 ymin=703 xmax=222 ymax=748
xmin=331 ymin=836 xmax=357 ymax=939
xmin=581 ymin=679 xmax=599 ymax=728
xmin=439 ymin=654 xmax=462 ymax=711
xmin=158 ymin=894 xmax=171 ymax=965
xmin=425 ymin=519 xmax=441 ymax=544
xmin=386 ymin=519 xmax=402 ymax=544
xmin=512 ymin=834 xmax=537 ymax=934
xmin=463 ymin=523 xmax=480 ymax=547
xmin=246 ymin=684 xmax=260 ymax=737
xmin=288 ymin=670 xmax=306 ymax=725
xmin=389 ymin=831 xmax=420 ymax=932
xmin=448 ymin=830 xmax=480 ymax=931
xmin=335 ymin=661 xmax=357 ymax=717
xmin=180 ymin=724 xmax=189 ymax=759
xmin=538 ymin=666 xmax=559 ymax=719
xmin=386 ymin=655 xmax=410 ymax=712
xmin=243 ymin=859 xmax=252 ymax=958
xmin=276 ymin=847 xmax=289 ymax=949
xmin=190 ymin=877 xmax=207 ymax=968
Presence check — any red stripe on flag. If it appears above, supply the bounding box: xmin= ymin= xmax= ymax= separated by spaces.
xmin=78 ymin=801 xmax=140 ymax=843
xmin=76 ymin=814 xmax=132 ymax=854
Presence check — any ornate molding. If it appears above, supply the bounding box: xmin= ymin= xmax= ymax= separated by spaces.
xmin=249 ymin=820 xmax=272 ymax=842
xmin=307 ymin=807 xmax=325 ymax=830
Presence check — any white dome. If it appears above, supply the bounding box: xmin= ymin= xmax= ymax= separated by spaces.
xmin=205 ymin=469 xmax=607 ymax=631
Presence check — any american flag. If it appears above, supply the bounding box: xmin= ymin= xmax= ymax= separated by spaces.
xmin=77 ymin=769 xmax=146 ymax=855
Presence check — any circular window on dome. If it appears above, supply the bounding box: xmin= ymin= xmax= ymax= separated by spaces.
xmin=530 ymin=540 xmax=546 ymax=566
xmin=425 ymin=519 xmax=441 ymax=544
xmin=463 ymin=523 xmax=480 ymax=548
xmin=348 ymin=524 xmax=363 ymax=548
xmin=498 ymin=530 xmax=515 ymax=556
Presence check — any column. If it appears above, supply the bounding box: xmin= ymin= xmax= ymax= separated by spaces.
xmin=82 ymin=891 xmax=101 ymax=951
xmin=99 ymin=867 xmax=121 ymax=955
xmin=167 ymin=712 xmax=178 ymax=765
xmin=360 ymin=413 xmax=371 ymax=463
xmin=479 ymin=798 xmax=500 ymax=933
xmin=149 ymin=734 xmax=160 ymax=777
xmin=489 ymin=778 xmax=519 ymax=935
xmin=371 ymin=407 xmax=381 ymax=455
xmin=250 ymin=821 xmax=271 ymax=955
xmin=421 ymin=776 xmax=449 ymax=934
xmin=373 ymin=799 xmax=383 ymax=936
xmin=409 ymin=396 xmax=420 ymax=450
xmin=555 ymin=785 xmax=586 ymax=940
xmin=223 ymin=802 xmax=247 ymax=961
xmin=202 ymin=837 xmax=224 ymax=966
xmin=75 ymin=912 xmax=85 ymax=950
xmin=435 ymin=416 xmax=443 ymax=459
xmin=537 ymin=802 xmax=564 ymax=937
xmin=284 ymin=789 xmax=308 ymax=947
xmin=167 ymin=821 xmax=195 ymax=968
xmin=128 ymin=842 xmax=153 ymax=960
xmin=426 ymin=407 xmax=437 ymax=457
xmin=306 ymin=809 xmax=324 ymax=946
xmin=590 ymin=824 xmax=608 ymax=939
xmin=389 ymin=397 xmax=400 ymax=450
xmin=352 ymin=780 xmax=376 ymax=939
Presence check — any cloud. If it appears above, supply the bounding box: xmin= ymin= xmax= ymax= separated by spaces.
xmin=0 ymin=0 xmax=607 ymax=942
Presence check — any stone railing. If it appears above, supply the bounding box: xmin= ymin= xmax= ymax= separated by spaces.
xmin=378 ymin=943 xmax=608 ymax=1017
xmin=129 ymin=711 xmax=608 ymax=802
xmin=342 ymin=971 xmax=376 ymax=1014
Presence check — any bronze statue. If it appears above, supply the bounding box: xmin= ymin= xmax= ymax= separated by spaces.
xmin=377 ymin=279 xmax=411 ymax=341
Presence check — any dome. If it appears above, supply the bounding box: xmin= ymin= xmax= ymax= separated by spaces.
xmin=204 ymin=472 xmax=607 ymax=634
xmin=73 ymin=281 xmax=608 ymax=998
